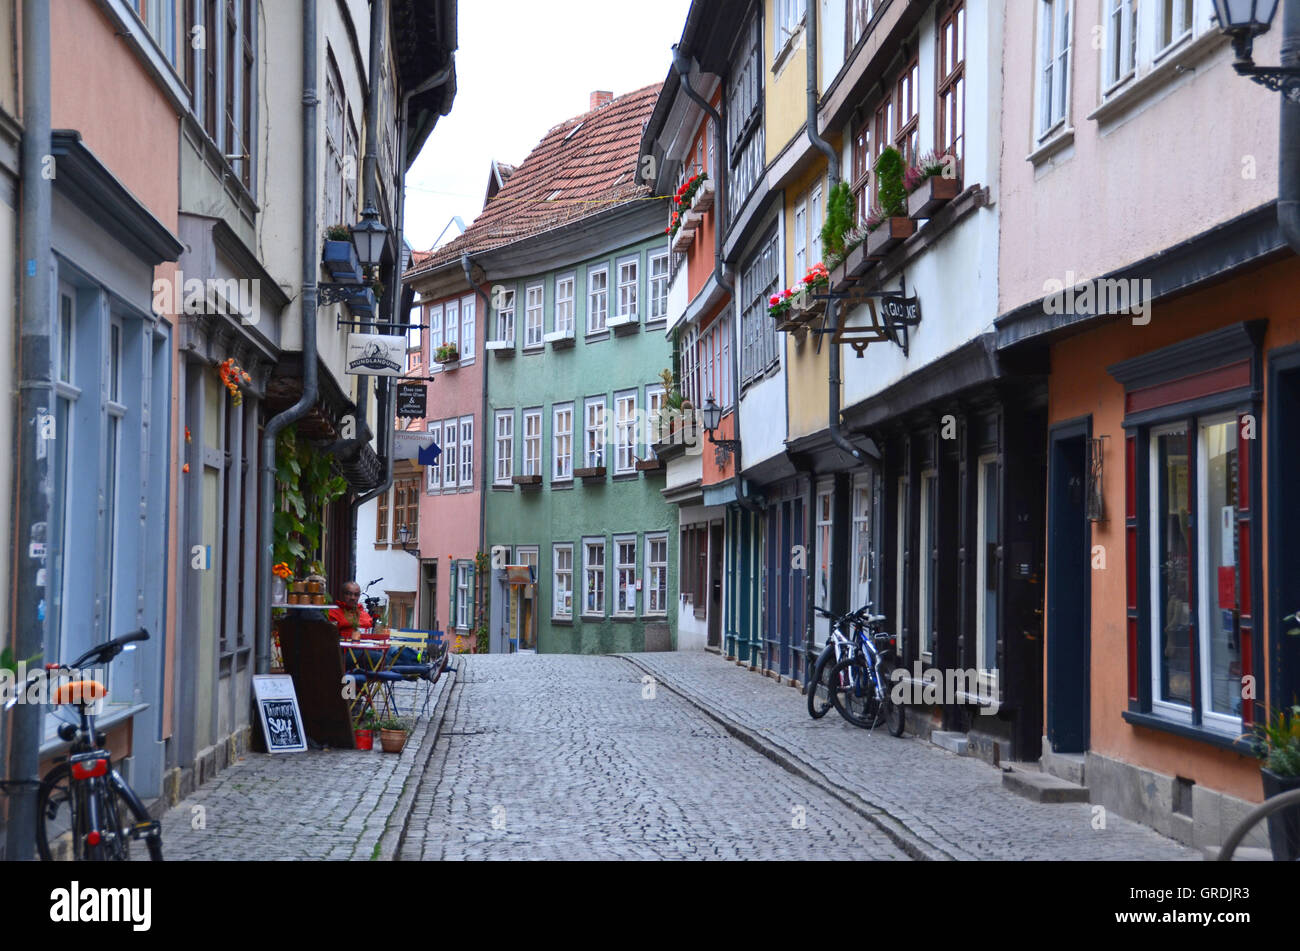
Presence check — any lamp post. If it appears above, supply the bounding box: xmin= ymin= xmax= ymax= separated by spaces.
xmin=1212 ymin=0 xmax=1298 ymax=94
xmin=397 ymin=524 xmax=420 ymax=559
xmin=350 ymin=203 xmax=388 ymax=270
xmin=700 ymin=396 xmax=741 ymax=464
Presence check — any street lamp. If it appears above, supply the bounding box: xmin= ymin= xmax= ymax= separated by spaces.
xmin=699 ymin=396 xmax=740 ymax=463
xmin=350 ymin=203 xmax=388 ymax=269
xmin=1212 ymin=0 xmax=1296 ymax=93
xmin=397 ymin=524 xmax=420 ymax=559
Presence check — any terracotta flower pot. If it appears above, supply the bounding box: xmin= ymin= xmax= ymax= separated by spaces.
xmin=380 ymin=729 xmax=408 ymax=754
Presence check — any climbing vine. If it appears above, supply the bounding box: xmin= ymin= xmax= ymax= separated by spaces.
xmin=272 ymin=424 xmax=349 ymax=569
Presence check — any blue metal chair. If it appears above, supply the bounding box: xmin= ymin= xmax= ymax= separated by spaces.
xmin=386 ymin=630 xmax=450 ymax=718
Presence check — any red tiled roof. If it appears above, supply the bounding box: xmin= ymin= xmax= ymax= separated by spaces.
xmin=407 ymin=83 xmax=661 ymax=278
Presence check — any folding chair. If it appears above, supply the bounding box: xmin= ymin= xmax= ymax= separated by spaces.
xmin=386 ymin=630 xmax=449 ymax=718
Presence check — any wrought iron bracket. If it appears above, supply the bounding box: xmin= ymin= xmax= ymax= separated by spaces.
xmin=815 ymin=275 xmax=921 ymax=356
xmin=1233 ymin=61 xmax=1300 ymax=101
xmin=706 ymin=429 xmax=741 ymax=466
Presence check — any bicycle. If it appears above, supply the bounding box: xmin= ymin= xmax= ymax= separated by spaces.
xmin=4 ymin=628 xmax=162 ymax=861
xmin=1217 ymin=787 xmax=1300 ymax=861
xmin=827 ymin=610 xmax=905 ymax=736
xmin=807 ymin=604 xmax=874 ymax=719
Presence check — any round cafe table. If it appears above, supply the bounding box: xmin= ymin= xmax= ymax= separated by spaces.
xmin=340 ymin=636 xmax=396 ymax=723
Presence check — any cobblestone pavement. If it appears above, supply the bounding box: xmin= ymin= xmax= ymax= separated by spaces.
xmin=624 ymin=651 xmax=1201 ymax=861
xmin=400 ymin=654 xmax=909 ymax=860
xmin=143 ymin=677 xmax=451 ymax=861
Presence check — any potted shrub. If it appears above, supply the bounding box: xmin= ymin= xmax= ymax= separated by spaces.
xmin=906 ymin=149 xmax=961 ymax=219
xmin=434 ymin=342 xmax=459 ymax=364
xmin=353 ymin=712 xmax=377 ymax=751
xmin=322 ymin=224 xmax=362 ymax=280
xmin=819 ymin=181 xmax=855 ymax=265
xmin=377 ymin=717 xmax=411 ymax=754
xmin=866 ymin=147 xmax=916 ymax=256
xmin=1254 ymin=705 xmax=1300 ymax=860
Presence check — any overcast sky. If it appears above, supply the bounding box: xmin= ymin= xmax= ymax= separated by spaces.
xmin=402 ymin=0 xmax=694 ymax=252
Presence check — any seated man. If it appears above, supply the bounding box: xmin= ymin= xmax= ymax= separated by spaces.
xmin=329 ymin=581 xmax=375 ymax=640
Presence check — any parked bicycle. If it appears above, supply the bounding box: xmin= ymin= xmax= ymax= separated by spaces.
xmin=807 ymin=604 xmax=873 ymax=719
xmin=827 ymin=607 xmax=905 ymax=736
xmin=4 ymin=628 xmax=162 ymax=860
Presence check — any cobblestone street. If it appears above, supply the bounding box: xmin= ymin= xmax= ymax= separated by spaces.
xmin=151 ymin=652 xmax=1201 ymax=861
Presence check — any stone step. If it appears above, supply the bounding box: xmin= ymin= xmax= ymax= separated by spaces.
xmin=1002 ymin=767 xmax=1090 ymax=803
xmin=1041 ymin=749 xmax=1086 ymax=786
xmin=931 ymin=731 xmax=969 ymax=755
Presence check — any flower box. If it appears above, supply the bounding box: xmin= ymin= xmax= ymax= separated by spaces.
xmin=608 ymin=315 xmax=639 ymax=336
xmin=322 ymin=240 xmax=362 ymax=281
xmin=865 ymin=217 xmax=917 ymax=257
xmin=680 ymin=209 xmax=703 ymax=232
xmin=635 ymin=457 xmax=663 ymax=472
xmin=907 ymin=176 xmax=962 ymax=220
xmin=486 ymin=339 xmax=515 ymax=356
xmin=544 ymin=329 xmax=575 ymax=349
xmin=512 ymin=474 xmax=542 ymax=486
xmin=434 ymin=347 xmax=460 ymax=365
xmin=690 ymin=178 xmax=715 ymax=214
xmin=574 ymin=466 xmax=606 ymax=480
xmin=670 ymin=226 xmax=695 ymax=254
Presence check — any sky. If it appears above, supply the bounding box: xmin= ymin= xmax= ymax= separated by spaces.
xmin=402 ymin=0 xmax=694 ymax=253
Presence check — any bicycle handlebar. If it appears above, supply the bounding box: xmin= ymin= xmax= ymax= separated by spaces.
xmin=66 ymin=628 xmax=149 ymax=672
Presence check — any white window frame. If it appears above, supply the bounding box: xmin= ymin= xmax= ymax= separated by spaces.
xmin=1148 ymin=421 xmax=1193 ymax=725
xmin=648 ymin=252 xmax=669 ymax=323
xmin=456 ymin=562 xmax=470 ymax=631
xmin=680 ymin=325 xmax=700 ymax=408
xmin=975 ymin=455 xmax=1000 ymax=693
xmin=1195 ymin=413 xmax=1242 ymax=736
xmin=553 ymin=543 xmax=574 ymax=619
xmin=918 ymin=469 xmax=938 ymax=661
xmin=613 ymin=534 xmax=638 ymax=617
xmin=442 ymin=417 xmax=458 ymax=488
xmin=1158 ymin=0 xmax=1196 ymax=55
xmin=584 ymin=396 xmax=606 ymax=469
xmin=427 ymin=303 xmax=443 ymax=350
xmin=460 ymin=294 xmax=476 ymax=361
xmin=587 ymin=266 xmax=608 ymax=334
xmin=553 ymin=402 xmax=573 ymax=481
xmin=645 ymin=384 xmax=666 ymax=447
xmin=616 ymin=256 xmax=638 ymax=321
xmin=809 ymin=182 xmax=824 ymax=265
xmin=794 ymin=197 xmax=807 ymax=279
xmin=614 ymin=389 xmax=637 ymax=474
xmin=496 ymin=288 xmax=515 ymax=344
xmin=459 ymin=415 xmax=473 ymax=487
xmin=645 ymin=532 xmax=668 ymax=616
xmin=494 ymin=410 xmax=513 ymax=485
xmin=555 ymin=274 xmax=575 ymax=335
xmin=445 ymin=299 xmax=460 ymax=355
xmin=1036 ymin=0 xmax=1072 ymax=141
xmin=524 ymin=282 xmax=544 ymax=349
xmin=849 ymin=471 xmax=873 ymax=615
xmin=522 ymin=408 xmax=542 ymax=477
xmin=1103 ymin=0 xmax=1139 ymax=91
xmin=583 ymin=537 xmax=606 ymax=617
xmin=427 ymin=420 xmax=442 ymax=492
xmin=775 ymin=0 xmax=806 ymax=51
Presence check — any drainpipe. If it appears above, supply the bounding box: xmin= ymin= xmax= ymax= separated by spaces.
xmin=463 ymin=254 xmax=490 ymax=568
xmin=6 ymin=0 xmax=52 ymax=862
xmin=257 ymin=0 xmax=320 ymax=675
xmin=355 ymin=0 xmax=387 ymax=434
xmin=1280 ymin=0 xmax=1300 ymax=253
xmin=806 ymin=0 xmax=863 ymax=465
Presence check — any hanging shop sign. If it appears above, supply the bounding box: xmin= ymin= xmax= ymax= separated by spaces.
xmin=396 ymin=382 xmax=427 ymax=419
xmin=345 ymin=332 xmax=405 ymax=376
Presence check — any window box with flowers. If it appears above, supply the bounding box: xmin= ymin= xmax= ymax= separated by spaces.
xmin=434 ymin=343 xmax=460 ymax=366
xmin=864 ymin=147 xmax=915 ymax=257
xmin=906 ymin=150 xmax=962 ymax=220
xmin=321 ymin=224 xmax=362 ymax=281
xmin=666 ymin=172 xmax=710 ymax=252
xmin=670 ymin=222 xmax=695 ymax=254
xmin=690 ymin=176 xmax=715 ymax=214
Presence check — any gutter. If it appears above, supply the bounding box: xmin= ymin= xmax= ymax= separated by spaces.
xmin=6 ymin=0 xmax=52 ymax=861
xmin=1280 ymin=0 xmax=1300 ymax=253
xmin=463 ymin=252 xmax=490 ymax=575
xmin=257 ymin=0 xmax=320 ymax=675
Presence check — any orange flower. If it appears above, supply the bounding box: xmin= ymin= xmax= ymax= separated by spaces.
xmin=182 ymin=463 xmax=190 ymax=473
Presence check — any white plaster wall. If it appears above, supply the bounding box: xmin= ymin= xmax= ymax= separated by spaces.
xmin=355 ymin=493 xmax=419 ymax=604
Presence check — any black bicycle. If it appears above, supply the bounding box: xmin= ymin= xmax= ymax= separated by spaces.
xmin=807 ymin=604 xmax=874 ymax=719
xmin=4 ymin=629 xmax=162 ymax=861
xmin=827 ymin=611 xmax=905 ymax=736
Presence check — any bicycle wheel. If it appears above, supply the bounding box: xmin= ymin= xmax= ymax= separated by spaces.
xmin=878 ymin=660 xmax=906 ymax=736
xmin=36 ymin=763 xmax=84 ymax=861
xmin=807 ymin=644 xmax=838 ymax=719
xmin=108 ymin=771 xmax=162 ymax=861
xmin=829 ymin=656 xmax=884 ymax=729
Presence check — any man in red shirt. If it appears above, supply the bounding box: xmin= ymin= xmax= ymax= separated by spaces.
xmin=329 ymin=581 xmax=375 ymax=640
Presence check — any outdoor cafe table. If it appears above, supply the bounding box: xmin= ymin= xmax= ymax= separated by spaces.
xmin=341 ymin=638 xmax=396 ymax=723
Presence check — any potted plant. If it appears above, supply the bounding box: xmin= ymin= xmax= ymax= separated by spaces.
xmin=865 ymin=147 xmax=916 ymax=257
xmin=906 ymin=149 xmax=961 ymax=219
xmin=353 ymin=711 xmax=377 ymax=751
xmin=377 ymin=716 xmax=411 ymax=754
xmin=793 ymin=262 xmax=831 ymax=321
xmin=434 ymin=342 xmax=459 ymax=364
xmin=1254 ymin=705 xmax=1300 ymax=860
xmin=322 ymin=224 xmax=362 ymax=280
xmin=272 ymin=562 xmax=293 ymax=605
xmin=767 ymin=287 xmax=796 ymax=324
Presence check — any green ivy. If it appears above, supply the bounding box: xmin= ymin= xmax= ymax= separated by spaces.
xmin=820 ymin=181 xmax=855 ymax=263
xmin=874 ymin=146 xmax=907 ymax=219
xmin=272 ymin=424 xmax=348 ymax=570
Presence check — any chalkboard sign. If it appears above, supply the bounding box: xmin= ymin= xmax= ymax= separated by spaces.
xmin=396 ymin=382 xmax=427 ymax=419
xmin=253 ymin=675 xmax=308 ymax=754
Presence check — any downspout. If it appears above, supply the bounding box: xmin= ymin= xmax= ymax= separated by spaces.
xmin=1280 ymin=0 xmax=1300 ymax=253
xmin=806 ymin=0 xmax=863 ymax=464
xmin=257 ymin=0 xmax=320 ymax=675
xmin=463 ymin=253 xmax=490 ymax=572
xmin=6 ymin=0 xmax=52 ymax=861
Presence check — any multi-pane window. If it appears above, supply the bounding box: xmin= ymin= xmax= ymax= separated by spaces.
xmin=976 ymin=456 xmax=1000 ymax=677
xmin=1160 ymin=0 xmax=1196 ymax=50
xmin=815 ymin=487 xmax=833 ymax=610
xmin=614 ymin=536 xmax=638 ymax=616
xmin=525 ymin=283 xmax=544 ymax=348
xmin=445 ymin=299 xmax=460 ymax=356
xmin=494 ymin=411 xmax=513 ymax=484
xmin=553 ymin=403 xmax=573 ymax=480
xmin=1037 ymin=0 xmax=1072 ymax=139
xmin=646 ymin=533 xmax=668 ymax=615
xmin=555 ymin=275 xmax=575 ymax=335
xmin=376 ymin=482 xmax=390 ymax=543
xmin=442 ymin=417 xmax=458 ymax=488
xmin=456 ymin=562 xmax=471 ymax=630
xmin=426 ymin=421 xmax=442 ymax=491
xmin=849 ymin=472 xmax=874 ymax=614
xmin=616 ymin=258 xmax=638 ymax=320
xmin=919 ymin=470 xmax=938 ymax=659
xmin=459 ymin=416 xmax=473 ymax=486
xmin=680 ymin=325 xmax=700 ymax=408
xmin=852 ymin=122 xmax=871 ymax=223
xmin=523 ymin=409 xmax=542 ymax=477
xmin=427 ymin=304 xmax=443 ymax=350
xmin=1106 ymin=0 xmax=1139 ymax=88
xmin=794 ymin=199 xmax=807 ymax=279
xmin=648 ymin=253 xmax=669 ymax=322
xmin=553 ymin=544 xmax=574 ymax=619
xmin=728 ymin=12 xmax=765 ymax=216
xmin=584 ymin=397 xmax=606 ymax=468
xmin=740 ymin=230 xmax=780 ymax=384
xmin=776 ymin=0 xmax=807 ymax=50
xmin=583 ymin=539 xmax=606 ymax=616
xmin=937 ymin=2 xmax=966 ymax=166
xmin=809 ymin=183 xmax=824 ymax=265
xmin=496 ymin=288 xmax=515 ymax=343
xmin=645 ymin=385 xmax=666 ymax=446
xmin=849 ymin=0 xmax=877 ymax=50
xmin=588 ymin=267 xmax=608 ymax=333
xmin=400 ymin=476 xmax=419 ymax=542
xmin=461 ymin=295 xmax=476 ymax=360
xmin=615 ymin=390 xmax=637 ymax=473
xmin=894 ymin=57 xmax=921 ymax=166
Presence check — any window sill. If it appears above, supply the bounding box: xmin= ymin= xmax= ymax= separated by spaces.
xmin=585 ymin=330 xmax=610 ymax=343
xmin=551 ymin=617 xmax=574 ymax=626
xmin=581 ymin=614 xmax=606 ymax=622
xmin=612 ymin=471 xmax=639 ymax=482
xmin=1088 ymin=30 xmax=1228 ymax=128
xmin=1121 ymin=709 xmax=1256 ymax=754
xmin=771 ymin=19 xmax=805 ymax=76
xmin=1025 ymin=126 xmax=1075 ymax=167
xmin=522 ymin=345 xmax=545 ymax=355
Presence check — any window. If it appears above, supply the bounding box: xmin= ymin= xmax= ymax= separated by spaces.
xmin=975 ymin=456 xmax=999 ymax=680
xmin=1037 ymin=0 xmax=1072 ymax=140
xmin=680 ymin=325 xmax=700 ymax=408
xmin=553 ymin=403 xmax=573 ymax=480
xmin=936 ymin=2 xmax=966 ymax=166
xmin=919 ymin=470 xmax=938 ymax=659
xmin=137 ymin=0 xmax=178 ymax=64
xmin=524 ymin=283 xmax=544 ymax=348
xmin=645 ymin=384 xmax=666 ymax=446
xmin=583 ymin=539 xmax=606 ymax=616
xmin=456 ymin=562 xmax=471 ymax=630
xmin=522 ymin=409 xmax=542 ymax=477
xmin=850 ymin=472 xmax=874 ymax=614
xmin=399 ymin=475 xmax=420 ymax=542
xmin=614 ymin=536 xmax=638 ymax=616
xmin=1160 ymin=0 xmax=1195 ymax=50
xmin=794 ymin=199 xmax=807 ymax=279
xmin=894 ymin=56 xmax=921 ymax=166
xmin=728 ymin=12 xmax=765 ymax=216
xmin=614 ymin=390 xmax=637 ymax=473
xmin=445 ymin=299 xmax=460 ymax=356
xmin=646 ymin=533 xmax=668 ymax=616
xmin=852 ymin=122 xmax=871 ymax=223
xmin=850 ymin=0 xmax=877 ymax=50
xmin=648 ymin=253 xmax=669 ymax=323
xmin=555 ymin=275 xmax=575 ymax=335
xmin=407 ymin=309 xmax=422 ymax=373
xmin=809 ymin=183 xmax=824 ymax=265
xmin=1105 ymin=0 xmax=1138 ymax=89
xmin=553 ymin=544 xmax=574 ymax=619
xmin=376 ymin=482 xmax=390 ymax=543
xmin=776 ymin=0 xmax=806 ymax=50
xmin=740 ymin=230 xmax=780 ymax=384
xmin=461 ymin=295 xmax=476 ymax=361
xmin=616 ymin=257 xmax=638 ymax=320
xmin=459 ymin=416 xmax=473 ymax=486
xmin=494 ymin=411 xmax=513 ymax=485
xmin=587 ymin=266 xmax=608 ymax=334
xmin=584 ymin=396 xmax=605 ymax=469
xmin=442 ymin=418 xmax=458 ymax=488
xmin=427 ymin=421 xmax=442 ymax=491
xmin=428 ymin=304 xmax=443 ymax=350
xmin=815 ymin=487 xmax=833 ymax=612
xmin=496 ymin=288 xmax=515 ymax=344
xmin=895 ymin=475 xmax=908 ymax=657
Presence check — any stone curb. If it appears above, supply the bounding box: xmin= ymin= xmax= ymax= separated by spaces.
xmin=618 ymin=653 xmax=952 ymax=861
xmin=376 ymin=659 xmax=460 ymax=861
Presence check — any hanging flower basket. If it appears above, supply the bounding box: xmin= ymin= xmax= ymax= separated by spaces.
xmin=219 ymin=358 xmax=252 ymax=405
